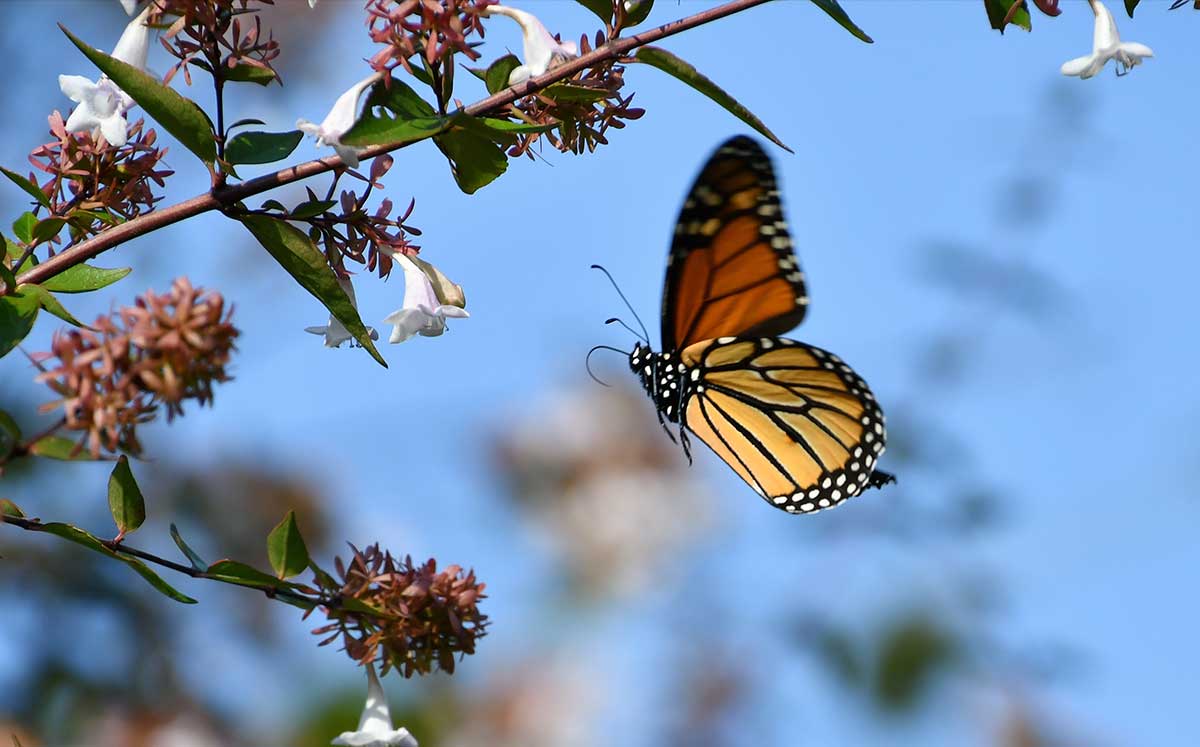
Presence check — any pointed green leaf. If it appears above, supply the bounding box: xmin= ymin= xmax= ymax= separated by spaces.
xmin=18 ymin=284 xmax=87 ymax=328
xmin=435 ymin=128 xmax=508 ymax=194
xmin=227 ymin=118 xmax=267 ymax=133
xmin=32 ymin=218 xmax=65 ymax=245
xmin=206 ymin=558 xmax=292 ymax=589
xmin=542 ymin=83 xmax=610 ymax=103
xmin=40 ymin=522 xmax=197 ymax=603
xmin=224 ymin=63 xmax=277 ymax=86
xmin=574 ymin=0 xmax=611 ymax=22
xmin=809 ymin=0 xmax=873 ymax=43
xmin=983 ymin=0 xmax=1032 ymax=32
xmin=12 ymin=213 xmax=35 ymax=245
xmin=1124 ymin=0 xmax=1140 ymax=17
xmin=170 ymin=523 xmax=208 ymax=570
xmin=239 ymin=214 xmax=386 ymax=366
xmin=485 ymin=54 xmax=522 ymax=94
xmin=0 ymin=167 xmax=50 ymax=208
xmin=632 ymin=47 xmax=791 ymax=153
xmin=341 ymin=78 xmax=446 ymax=148
xmin=290 ymin=199 xmax=337 ymax=220
xmin=341 ymin=115 xmax=446 ymax=148
xmin=41 ymin=263 xmax=131 ymax=293
xmin=1 ymin=498 xmax=23 ymax=517
xmin=225 ymin=130 xmax=304 ymax=165
xmin=0 ymin=287 xmax=40 ymax=360
xmin=61 ymin=25 xmax=217 ymax=164
xmin=0 ymin=410 xmax=20 ymax=460
xmin=108 ymin=455 xmax=146 ymax=536
xmin=27 ymin=435 xmax=98 ymax=461
xmin=267 ymin=510 xmax=310 ymax=580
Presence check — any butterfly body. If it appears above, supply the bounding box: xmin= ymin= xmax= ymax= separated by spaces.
xmin=622 ymin=136 xmax=894 ymax=515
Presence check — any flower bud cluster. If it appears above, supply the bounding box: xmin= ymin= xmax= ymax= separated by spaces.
xmin=28 ymin=113 xmax=172 ymax=242
xmin=36 ymin=278 xmax=238 ymax=457
xmin=312 ymin=544 xmax=489 ymax=677
xmin=365 ymin=0 xmax=496 ymax=78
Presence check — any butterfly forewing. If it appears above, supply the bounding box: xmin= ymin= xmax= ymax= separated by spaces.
xmin=679 ymin=336 xmax=887 ymax=514
xmin=662 ymin=136 xmax=808 ymax=351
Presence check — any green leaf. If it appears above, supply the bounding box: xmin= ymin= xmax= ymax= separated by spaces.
xmin=206 ymin=559 xmax=303 ymax=595
xmin=239 ymin=214 xmax=386 ymax=366
xmin=542 ymin=83 xmax=610 ymax=103
xmin=0 ymin=167 xmax=50 ymax=208
xmin=32 ymin=217 xmax=65 ymax=245
xmin=27 ymin=435 xmax=96 ymax=461
xmin=485 ymin=54 xmax=522 ymax=94
xmin=0 ymin=287 xmax=40 ymax=360
xmin=477 ymin=118 xmax=556 ymax=136
xmin=0 ymin=255 xmax=14 ymax=295
xmin=267 ymin=510 xmax=310 ymax=580
xmin=809 ymin=0 xmax=873 ymax=43
xmin=574 ymin=0 xmax=611 ymax=22
xmin=41 ymin=263 xmax=131 ymax=293
xmin=170 ymin=523 xmax=208 ymax=569
xmin=61 ymin=25 xmax=217 ymax=164
xmin=227 ymin=117 xmax=267 ymax=133
xmin=1 ymin=498 xmax=24 ymax=517
xmin=983 ymin=0 xmax=1032 ymax=32
xmin=632 ymin=47 xmax=791 ymax=153
xmin=435 ymin=128 xmax=509 ymax=194
xmin=224 ymin=63 xmax=277 ymax=86
xmin=12 ymin=212 xmax=36 ymax=246
xmin=341 ymin=115 xmax=446 ymax=149
xmin=1124 ymin=0 xmax=1139 ymax=16
xmin=19 ymin=284 xmax=87 ymax=328
xmin=625 ymin=0 xmax=654 ymax=26
xmin=41 ymin=522 xmax=197 ymax=603
xmin=342 ymin=80 xmax=447 ymax=148
xmin=107 ymin=455 xmax=146 ymax=537
xmin=368 ymin=78 xmax=439 ymax=118
xmin=0 ymin=410 xmax=20 ymax=460
xmin=225 ymin=130 xmax=304 ymax=165
xmin=290 ymin=199 xmax=337 ymax=220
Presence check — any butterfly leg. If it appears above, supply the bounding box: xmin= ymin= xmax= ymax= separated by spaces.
xmin=868 ymin=470 xmax=896 ymax=490
xmin=679 ymin=426 xmax=693 ymax=465
xmin=655 ymin=407 xmax=679 ymax=445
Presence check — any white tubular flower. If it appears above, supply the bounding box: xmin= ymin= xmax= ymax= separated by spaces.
xmin=483 ymin=5 xmax=578 ymax=85
xmin=297 ymin=72 xmax=383 ymax=169
xmin=382 ymin=252 xmax=469 ymax=345
xmin=309 ymin=0 xmax=319 ymax=6
xmin=332 ymin=663 xmax=418 ymax=747
xmin=60 ymin=76 xmax=135 ymax=146
xmin=1061 ymin=0 xmax=1153 ymax=79
xmin=60 ymin=5 xmax=155 ymax=147
xmin=305 ymin=276 xmax=378 ymax=348
xmin=111 ymin=3 xmax=156 ymax=71
xmin=120 ymin=0 xmax=142 ymax=15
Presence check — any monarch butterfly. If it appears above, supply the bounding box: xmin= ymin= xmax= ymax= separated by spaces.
xmin=606 ymin=136 xmax=894 ymax=514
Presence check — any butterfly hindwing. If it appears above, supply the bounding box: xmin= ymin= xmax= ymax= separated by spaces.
xmin=662 ymin=136 xmax=808 ymax=352
xmin=679 ymin=336 xmax=887 ymax=514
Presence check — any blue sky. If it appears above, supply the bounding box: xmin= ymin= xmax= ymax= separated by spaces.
xmin=2 ymin=1 xmax=1199 ymax=745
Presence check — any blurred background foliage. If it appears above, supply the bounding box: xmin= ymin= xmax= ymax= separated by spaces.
xmin=2 ymin=2 xmax=1197 ymax=746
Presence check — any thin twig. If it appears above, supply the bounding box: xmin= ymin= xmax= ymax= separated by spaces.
xmin=6 ymin=0 xmax=772 ymax=293
xmin=1 ymin=513 xmax=322 ymax=607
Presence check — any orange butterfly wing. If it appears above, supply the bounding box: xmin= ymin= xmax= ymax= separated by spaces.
xmin=679 ymin=336 xmax=888 ymax=514
xmin=662 ymin=136 xmax=807 ymax=352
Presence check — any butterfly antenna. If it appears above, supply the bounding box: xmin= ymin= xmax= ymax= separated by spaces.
xmin=591 ymin=264 xmax=650 ymax=344
xmin=586 ymin=344 xmax=626 ymax=387
xmin=605 ymin=317 xmax=645 ymax=340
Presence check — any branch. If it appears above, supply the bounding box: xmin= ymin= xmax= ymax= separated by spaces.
xmin=1 ymin=513 xmax=320 ymax=607
xmin=7 ymin=0 xmax=772 ymax=292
